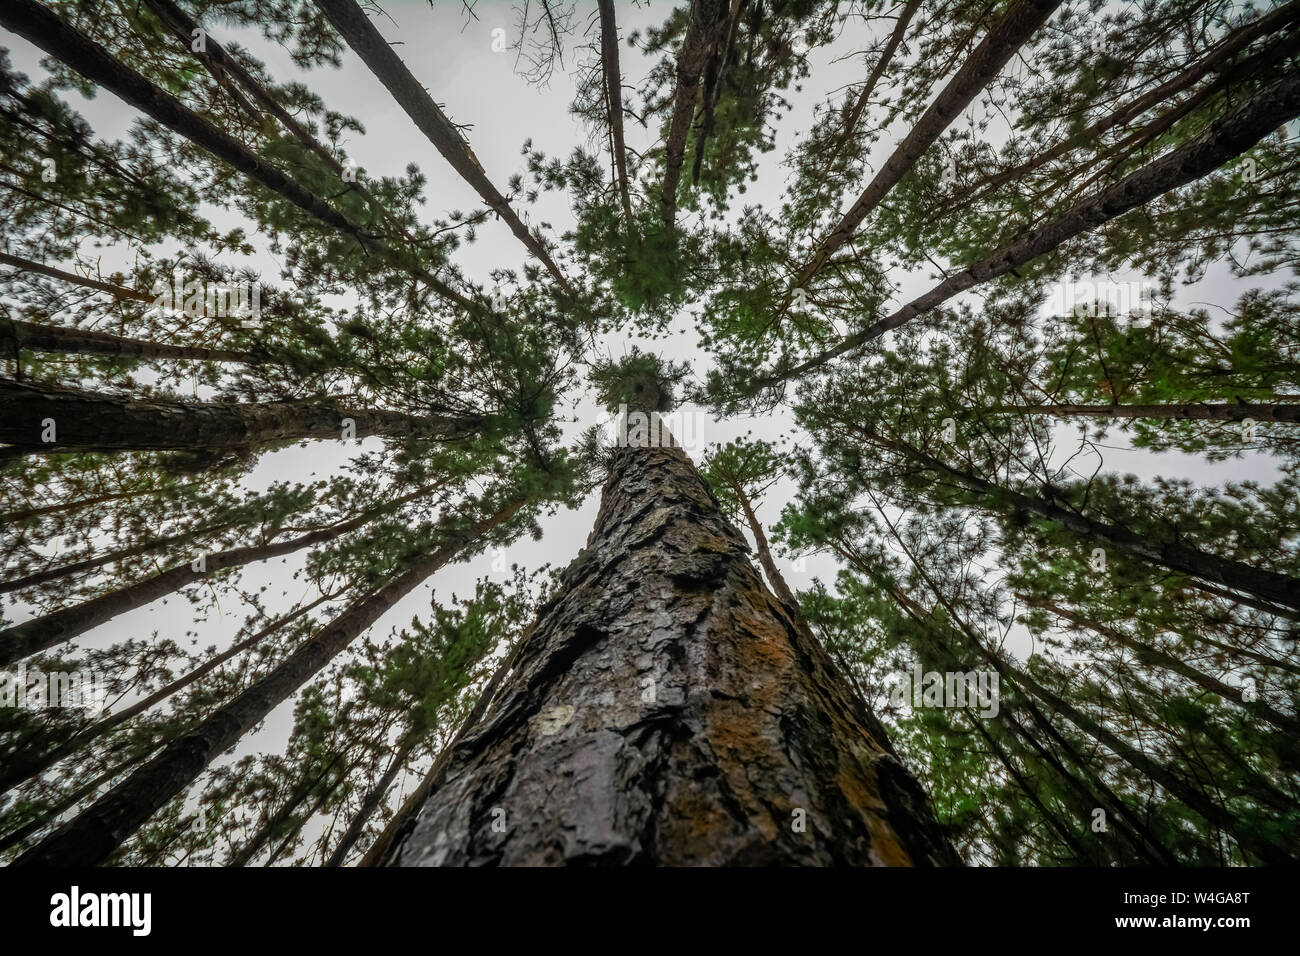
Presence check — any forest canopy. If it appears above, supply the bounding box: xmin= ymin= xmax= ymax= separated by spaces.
xmin=0 ymin=0 xmax=1297 ymax=867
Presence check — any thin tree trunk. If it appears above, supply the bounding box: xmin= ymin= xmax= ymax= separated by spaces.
xmin=1 ymin=316 xmax=251 ymax=363
xmin=731 ymin=479 xmax=798 ymax=607
xmin=0 ymin=251 xmax=157 ymax=304
xmin=262 ymin=763 xmax=351 ymax=865
xmin=0 ymin=482 xmax=439 ymax=664
xmin=955 ymin=0 xmax=1300 ymax=206
xmin=0 ymin=596 xmax=333 ymax=794
xmin=0 ymin=745 xmax=158 ymax=855
xmin=596 ymin=0 xmax=634 ymax=227
xmin=0 ymin=378 xmax=480 ymax=456
xmin=227 ymin=752 xmax=345 ymax=866
xmin=1010 ymin=665 xmax=1295 ymax=863
xmin=313 ymin=0 xmax=575 ymax=296
xmin=12 ymin=499 xmax=526 ymax=866
xmin=386 ymin=404 xmax=956 ymax=866
xmin=770 ymin=73 xmax=1300 ymax=385
xmin=0 ymin=0 xmax=476 ymax=313
xmin=866 ymin=427 xmax=1300 ymax=612
xmin=324 ymin=740 xmax=415 ymax=866
xmin=794 ymin=0 xmax=1062 ymax=285
xmin=0 ymin=513 xmax=243 ymax=597
xmin=805 ymin=0 xmax=921 ymax=209
xmin=660 ymin=0 xmax=726 ymax=228
xmin=1029 ymin=598 xmax=1300 ymax=736
xmin=1001 ymin=401 xmax=1300 ymax=422
xmin=877 ymin=555 xmax=1178 ymax=865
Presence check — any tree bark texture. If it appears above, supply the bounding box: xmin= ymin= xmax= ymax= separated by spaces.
xmin=387 ymin=442 xmax=957 ymax=866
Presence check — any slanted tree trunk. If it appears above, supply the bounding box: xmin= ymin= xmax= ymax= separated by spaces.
xmin=0 ymin=251 xmax=157 ymax=304
xmin=660 ymin=0 xmax=726 ymax=228
xmin=795 ymin=0 xmax=1062 ymax=284
xmin=1001 ymin=401 xmax=1300 ymax=423
xmin=1 ymin=316 xmax=251 ymax=363
xmin=0 ymin=596 xmax=332 ymax=795
xmin=227 ymin=753 xmax=346 ymax=866
xmin=0 ymin=0 xmax=476 ymax=312
xmin=596 ymin=0 xmax=634 ymax=227
xmin=0 ymin=483 xmax=439 ymax=664
xmin=953 ymin=0 xmax=1300 ymax=206
xmin=12 ymin=499 xmax=525 ymax=866
xmin=768 ymin=72 xmax=1300 ymax=385
xmin=1026 ymin=598 xmax=1300 ymax=737
xmin=0 ymin=378 xmax=480 ymax=457
xmin=314 ymin=0 xmax=575 ymax=297
xmin=386 ymin=393 xmax=956 ymax=866
xmin=324 ymin=740 xmax=415 ymax=866
xmin=865 ymin=427 xmax=1300 ymax=613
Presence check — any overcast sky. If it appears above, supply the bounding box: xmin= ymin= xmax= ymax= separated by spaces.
xmin=2 ymin=0 xmax=1286 ymax=861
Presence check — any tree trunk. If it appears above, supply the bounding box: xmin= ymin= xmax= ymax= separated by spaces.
xmin=0 ymin=378 xmax=480 ymax=456
xmin=731 ymin=480 xmax=798 ymax=608
xmin=313 ymin=0 xmax=575 ymax=297
xmin=1 ymin=513 xmax=243 ymax=597
xmin=804 ymin=0 xmax=921 ymax=209
xmin=0 ymin=483 xmax=438 ymax=664
xmin=660 ymin=0 xmax=726 ymax=228
xmin=11 ymin=500 xmax=524 ymax=866
xmin=0 ymin=596 xmax=332 ymax=795
xmin=864 ymin=427 xmax=1300 ymax=613
xmin=227 ymin=752 xmax=345 ymax=866
xmin=1002 ymin=401 xmax=1300 ymax=423
xmin=324 ymin=740 xmax=415 ymax=866
xmin=772 ymin=72 xmax=1300 ymax=384
xmin=953 ymin=0 xmax=1300 ymax=206
xmin=1 ymin=316 xmax=251 ymax=363
xmin=0 ymin=251 xmax=157 ymax=304
xmin=386 ymin=426 xmax=956 ymax=866
xmin=1028 ymin=598 xmax=1300 ymax=737
xmin=795 ymin=0 xmax=1062 ymax=284
xmin=596 ymin=0 xmax=634 ymax=227
xmin=0 ymin=0 xmax=475 ymax=312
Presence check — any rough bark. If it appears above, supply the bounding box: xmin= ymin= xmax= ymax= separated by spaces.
xmin=386 ymin=435 xmax=957 ymax=866
xmin=313 ymin=0 xmax=575 ymax=296
xmin=12 ymin=500 xmax=524 ymax=866
xmin=1 ymin=316 xmax=251 ymax=363
xmin=358 ymin=633 xmax=524 ymax=866
xmin=660 ymin=0 xmax=726 ymax=228
xmin=0 ymin=0 xmax=476 ymax=313
xmin=0 ymin=483 xmax=438 ymax=665
xmin=794 ymin=0 xmax=1062 ymax=285
xmin=0 ymin=378 xmax=480 ymax=456
xmin=769 ymin=72 xmax=1300 ymax=385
